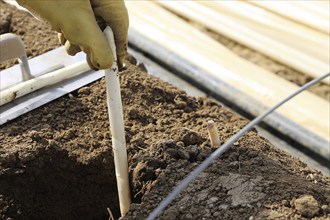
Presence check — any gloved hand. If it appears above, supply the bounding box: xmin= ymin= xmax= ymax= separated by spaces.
xmin=17 ymin=0 xmax=129 ymax=70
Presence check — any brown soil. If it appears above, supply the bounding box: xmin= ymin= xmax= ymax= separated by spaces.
xmin=1 ymin=2 xmax=330 ymax=220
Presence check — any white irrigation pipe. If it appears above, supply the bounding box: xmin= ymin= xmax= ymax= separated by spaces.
xmin=147 ymin=72 xmax=330 ymax=220
xmin=103 ymin=26 xmax=131 ymax=216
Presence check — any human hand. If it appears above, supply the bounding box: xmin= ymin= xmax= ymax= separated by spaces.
xmin=17 ymin=0 xmax=129 ymax=70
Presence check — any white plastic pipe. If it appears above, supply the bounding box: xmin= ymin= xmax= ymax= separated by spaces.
xmin=0 ymin=61 xmax=89 ymax=106
xmin=103 ymin=26 xmax=131 ymax=217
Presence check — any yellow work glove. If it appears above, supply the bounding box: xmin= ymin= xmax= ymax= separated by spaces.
xmin=17 ymin=0 xmax=129 ymax=70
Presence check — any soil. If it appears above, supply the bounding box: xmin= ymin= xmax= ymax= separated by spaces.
xmin=1 ymin=1 xmax=330 ymax=220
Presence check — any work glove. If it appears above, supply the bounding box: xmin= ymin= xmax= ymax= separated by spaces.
xmin=17 ymin=0 xmax=129 ymax=70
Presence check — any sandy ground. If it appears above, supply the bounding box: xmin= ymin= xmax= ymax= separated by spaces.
xmin=1 ymin=1 xmax=330 ymax=219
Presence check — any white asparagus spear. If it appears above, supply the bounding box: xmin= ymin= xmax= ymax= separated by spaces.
xmin=103 ymin=26 xmax=131 ymax=217
xmin=207 ymin=120 xmax=221 ymax=147
xmin=0 ymin=61 xmax=89 ymax=106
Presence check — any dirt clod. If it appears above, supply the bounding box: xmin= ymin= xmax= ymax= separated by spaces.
xmin=0 ymin=10 xmax=11 ymax=34
xmin=294 ymin=195 xmax=320 ymax=218
xmin=321 ymin=204 xmax=330 ymax=214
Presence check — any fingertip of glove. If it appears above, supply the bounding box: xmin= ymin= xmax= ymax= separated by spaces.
xmin=87 ymin=54 xmax=113 ymax=70
xmin=97 ymin=59 xmax=114 ymax=69
xmin=86 ymin=55 xmax=98 ymax=70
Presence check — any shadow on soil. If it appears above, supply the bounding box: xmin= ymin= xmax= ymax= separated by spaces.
xmin=0 ymin=145 xmax=120 ymax=220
